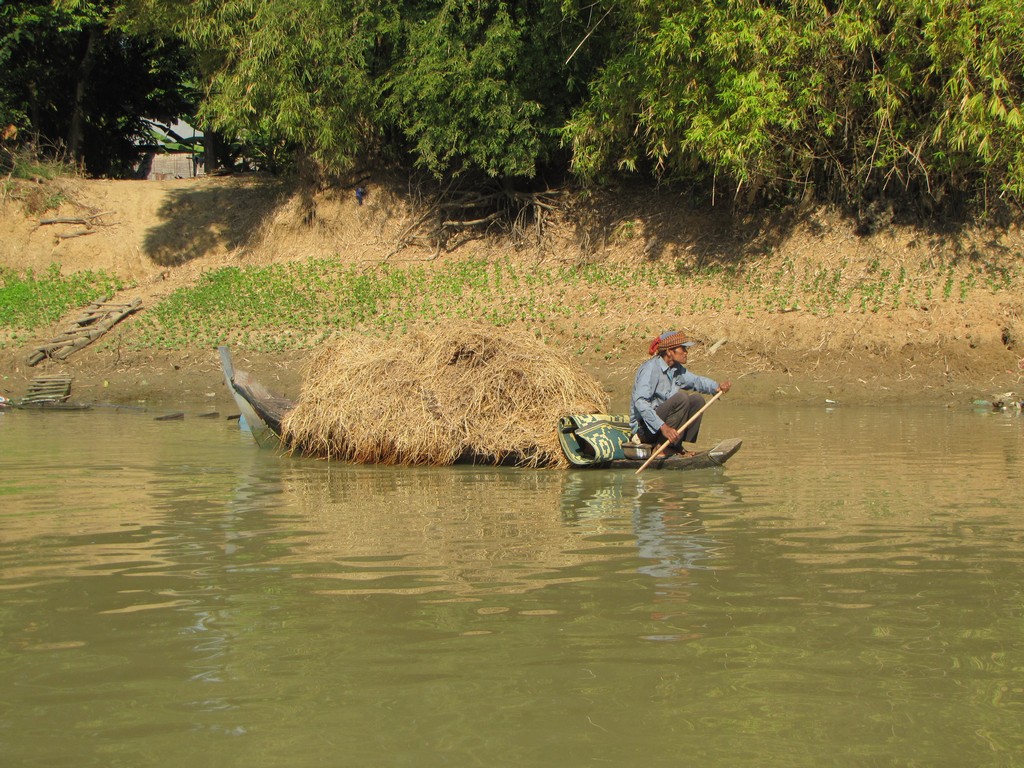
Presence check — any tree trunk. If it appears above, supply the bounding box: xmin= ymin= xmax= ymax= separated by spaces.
xmin=204 ymin=127 xmax=220 ymax=173
xmin=67 ymin=27 xmax=100 ymax=163
xmin=27 ymin=81 xmax=42 ymax=146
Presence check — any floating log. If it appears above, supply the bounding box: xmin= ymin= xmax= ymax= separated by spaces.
xmin=15 ymin=402 xmax=91 ymax=411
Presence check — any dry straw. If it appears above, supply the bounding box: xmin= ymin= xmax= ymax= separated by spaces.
xmin=281 ymin=322 xmax=608 ymax=467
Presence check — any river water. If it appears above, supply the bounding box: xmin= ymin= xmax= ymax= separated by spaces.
xmin=1 ymin=402 xmax=1022 ymax=767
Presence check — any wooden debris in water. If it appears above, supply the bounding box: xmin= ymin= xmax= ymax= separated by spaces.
xmin=282 ymin=322 xmax=608 ymax=467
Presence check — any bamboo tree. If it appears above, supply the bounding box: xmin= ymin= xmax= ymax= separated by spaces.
xmin=563 ymin=0 xmax=1024 ymax=210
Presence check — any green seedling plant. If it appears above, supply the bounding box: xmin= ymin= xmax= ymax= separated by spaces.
xmin=0 ymin=265 xmax=124 ymax=331
xmin=109 ymin=250 xmax=1022 ymax=355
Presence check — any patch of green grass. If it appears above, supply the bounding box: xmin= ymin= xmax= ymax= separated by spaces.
xmin=2 ymin=147 xmax=76 ymax=182
xmin=117 ymin=255 xmax=1022 ymax=353
xmin=0 ymin=265 xmax=125 ymax=331
xmin=1 ymin=148 xmax=78 ymax=212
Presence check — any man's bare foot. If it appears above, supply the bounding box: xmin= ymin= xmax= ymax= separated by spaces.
xmin=666 ymin=445 xmax=699 ymax=458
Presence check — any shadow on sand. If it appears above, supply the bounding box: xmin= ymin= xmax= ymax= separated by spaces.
xmin=142 ymin=176 xmax=291 ymax=267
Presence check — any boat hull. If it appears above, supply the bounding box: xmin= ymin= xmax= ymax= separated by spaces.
xmin=594 ymin=437 xmax=742 ymax=471
xmin=218 ymin=346 xmax=290 ymax=448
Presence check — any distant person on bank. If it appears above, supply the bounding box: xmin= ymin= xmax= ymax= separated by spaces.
xmin=630 ymin=331 xmax=731 ymax=456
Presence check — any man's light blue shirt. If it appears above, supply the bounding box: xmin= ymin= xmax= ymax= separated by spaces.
xmin=630 ymin=355 xmax=720 ymax=435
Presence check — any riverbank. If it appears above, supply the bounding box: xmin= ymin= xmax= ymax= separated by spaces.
xmin=0 ymin=335 xmax=1017 ymax=413
xmin=2 ymin=174 xmax=1022 ymax=409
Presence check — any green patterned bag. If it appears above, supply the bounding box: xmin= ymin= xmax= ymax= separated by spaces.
xmin=557 ymin=413 xmax=634 ymax=467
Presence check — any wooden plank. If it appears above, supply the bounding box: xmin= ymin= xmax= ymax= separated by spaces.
xmin=27 ymin=298 xmax=143 ymax=366
xmin=21 ymin=375 xmax=72 ymax=404
xmin=154 ymin=412 xmax=185 ymax=421
xmin=26 ymin=378 xmax=71 ymax=390
xmin=24 ymin=386 xmax=71 ymax=395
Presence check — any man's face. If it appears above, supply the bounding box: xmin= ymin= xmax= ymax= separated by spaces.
xmin=668 ymin=345 xmax=690 ymax=365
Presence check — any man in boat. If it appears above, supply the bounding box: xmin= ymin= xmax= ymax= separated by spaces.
xmin=630 ymin=330 xmax=731 ymax=457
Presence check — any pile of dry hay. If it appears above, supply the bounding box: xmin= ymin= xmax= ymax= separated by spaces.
xmin=280 ymin=323 xmax=608 ymax=467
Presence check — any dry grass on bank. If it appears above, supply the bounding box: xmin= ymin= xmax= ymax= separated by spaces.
xmin=281 ymin=322 xmax=608 ymax=467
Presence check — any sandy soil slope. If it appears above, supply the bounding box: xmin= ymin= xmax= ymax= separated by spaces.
xmin=2 ymin=173 xmax=1022 ymax=408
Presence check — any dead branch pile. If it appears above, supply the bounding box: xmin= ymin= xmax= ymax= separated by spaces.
xmin=281 ymin=322 xmax=607 ymax=467
xmin=388 ymin=179 xmax=560 ymax=258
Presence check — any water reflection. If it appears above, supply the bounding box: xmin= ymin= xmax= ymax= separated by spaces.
xmin=269 ymin=463 xmax=619 ymax=595
xmin=2 ymin=405 xmax=1023 ymax=767
xmin=2 ymin=404 xmax=1020 ymax=595
xmin=559 ymin=470 xmax=743 ymax=577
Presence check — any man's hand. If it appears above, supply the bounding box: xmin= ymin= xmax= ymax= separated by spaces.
xmin=717 ymin=381 xmax=732 ymax=394
xmin=659 ymin=423 xmax=680 ymax=444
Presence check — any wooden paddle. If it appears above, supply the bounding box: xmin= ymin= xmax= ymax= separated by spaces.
xmin=635 ymin=390 xmax=725 ymax=475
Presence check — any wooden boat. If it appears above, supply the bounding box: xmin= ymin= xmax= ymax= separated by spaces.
xmin=218 ymin=346 xmax=292 ymax=448
xmin=556 ymin=413 xmax=741 ymax=471
xmin=11 ymin=401 xmax=92 ymax=411
xmin=218 ymin=346 xmax=741 ymax=470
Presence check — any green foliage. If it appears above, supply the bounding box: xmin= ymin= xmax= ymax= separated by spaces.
xmin=0 ymin=0 xmax=196 ymax=176
xmin=129 ymin=0 xmax=593 ymax=179
xmin=119 ymin=256 xmax=1020 ymax=352
xmin=563 ymin=0 xmax=1024 ymax=209
xmin=131 ymin=0 xmax=591 ymax=179
xmin=0 ymin=265 xmax=124 ymax=330
xmin=128 ymin=0 xmax=398 ymax=173
xmin=387 ymin=0 xmax=543 ymax=177
xmin=1 ymin=146 xmax=76 ymax=181
xmin=9 ymin=0 xmax=1024 ymax=210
